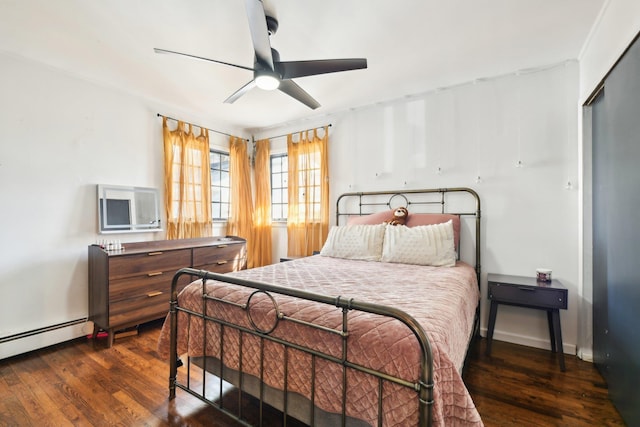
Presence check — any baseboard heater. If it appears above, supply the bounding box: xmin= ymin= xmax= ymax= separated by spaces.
xmin=0 ymin=318 xmax=87 ymax=344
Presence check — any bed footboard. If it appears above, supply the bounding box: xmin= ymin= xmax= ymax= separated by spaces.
xmin=168 ymin=267 xmax=435 ymax=427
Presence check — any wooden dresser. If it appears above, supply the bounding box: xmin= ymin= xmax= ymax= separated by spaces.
xmin=88 ymin=236 xmax=246 ymax=346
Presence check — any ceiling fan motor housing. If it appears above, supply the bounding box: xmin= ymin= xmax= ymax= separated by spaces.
xmin=266 ymin=15 xmax=278 ymax=36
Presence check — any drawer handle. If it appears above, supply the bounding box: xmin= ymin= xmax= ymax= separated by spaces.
xmin=148 ymin=251 xmax=164 ymax=256
xmin=217 ymin=245 xmax=228 ymax=248
xmin=147 ymin=291 xmax=163 ymax=298
xmin=517 ymin=287 xmax=536 ymax=291
xmin=147 ymin=271 xmax=163 ymax=277
xmin=217 ymin=260 xmax=228 ymax=265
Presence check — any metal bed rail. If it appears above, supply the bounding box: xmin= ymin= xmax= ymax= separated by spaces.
xmin=169 ymin=267 xmax=434 ymax=426
xmin=167 ymin=187 xmax=482 ymax=426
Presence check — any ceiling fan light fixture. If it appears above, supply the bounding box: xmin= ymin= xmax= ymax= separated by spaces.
xmin=255 ymin=72 xmax=280 ymax=90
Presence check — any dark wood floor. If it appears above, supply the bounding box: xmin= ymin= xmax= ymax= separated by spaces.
xmin=0 ymin=320 xmax=625 ymax=426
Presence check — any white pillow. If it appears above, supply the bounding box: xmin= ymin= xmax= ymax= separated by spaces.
xmin=381 ymin=220 xmax=456 ymax=267
xmin=320 ymin=224 xmax=386 ymax=261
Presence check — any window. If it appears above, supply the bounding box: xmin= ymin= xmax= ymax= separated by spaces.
xmin=293 ymin=150 xmax=322 ymax=222
xmin=270 ymin=151 xmax=323 ymax=222
xmin=210 ymin=150 xmax=230 ymax=220
xmin=270 ymin=154 xmax=288 ymax=220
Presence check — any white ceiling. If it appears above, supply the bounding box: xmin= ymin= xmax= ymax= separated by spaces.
xmin=0 ymin=0 xmax=605 ymax=131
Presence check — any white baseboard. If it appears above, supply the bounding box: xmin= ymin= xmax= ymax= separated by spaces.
xmin=479 ymin=327 xmax=577 ymax=356
xmin=0 ymin=321 xmax=92 ymax=360
xmin=577 ymin=349 xmax=593 ymax=362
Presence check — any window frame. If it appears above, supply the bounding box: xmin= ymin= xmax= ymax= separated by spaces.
xmin=210 ymin=149 xmax=230 ymax=221
xmin=270 ymin=153 xmax=288 ymax=222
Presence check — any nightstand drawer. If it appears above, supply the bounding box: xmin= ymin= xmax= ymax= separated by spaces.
xmin=193 ymin=244 xmax=247 ymax=267
xmin=489 ymin=282 xmax=567 ymax=309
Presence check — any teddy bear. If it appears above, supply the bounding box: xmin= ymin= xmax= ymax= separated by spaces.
xmin=387 ymin=206 xmax=408 ymax=226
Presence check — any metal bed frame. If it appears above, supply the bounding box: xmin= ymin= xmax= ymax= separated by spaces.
xmin=167 ymin=187 xmax=481 ymax=426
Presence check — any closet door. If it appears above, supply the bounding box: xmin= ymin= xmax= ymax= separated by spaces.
xmin=591 ymin=89 xmax=609 ymax=376
xmin=592 ymin=34 xmax=640 ymax=426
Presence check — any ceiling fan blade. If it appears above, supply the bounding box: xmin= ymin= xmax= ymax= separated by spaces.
xmin=278 ymin=58 xmax=367 ymax=79
xmin=154 ymin=48 xmax=255 ymax=72
xmin=224 ymin=80 xmax=257 ymax=104
xmin=243 ymin=0 xmax=274 ymax=70
xmin=278 ymin=80 xmax=320 ymax=109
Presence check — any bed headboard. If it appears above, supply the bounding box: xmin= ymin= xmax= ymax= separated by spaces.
xmin=335 ymin=187 xmax=481 ymax=282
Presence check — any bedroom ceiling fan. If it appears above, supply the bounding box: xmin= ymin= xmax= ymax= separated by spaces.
xmin=154 ymin=0 xmax=367 ymax=109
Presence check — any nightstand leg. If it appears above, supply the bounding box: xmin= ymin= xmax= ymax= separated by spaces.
xmin=547 ymin=310 xmax=557 ymax=353
xmin=551 ymin=309 xmax=565 ymax=372
xmin=486 ymin=301 xmax=498 ymax=355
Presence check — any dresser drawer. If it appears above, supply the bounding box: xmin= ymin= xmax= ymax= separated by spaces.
xmin=108 ymin=249 xmax=191 ymax=280
xmin=198 ymin=257 xmax=247 ymax=274
xmin=109 ymin=294 xmax=170 ymax=327
xmin=109 ymin=273 xmax=169 ymax=302
xmin=193 ymin=244 xmax=246 ymax=267
xmin=489 ymin=282 xmax=567 ymax=309
xmin=193 ymin=244 xmax=247 ymax=276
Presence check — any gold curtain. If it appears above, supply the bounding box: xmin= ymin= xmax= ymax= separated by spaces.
xmin=251 ymin=139 xmax=273 ymax=267
xmin=287 ymin=127 xmax=330 ymax=257
xmin=227 ymin=136 xmax=255 ymax=266
xmin=162 ymin=117 xmax=212 ymax=239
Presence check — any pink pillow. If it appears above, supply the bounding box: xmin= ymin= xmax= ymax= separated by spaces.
xmin=347 ymin=210 xmax=393 ymax=225
xmin=348 ymin=211 xmax=461 ymax=250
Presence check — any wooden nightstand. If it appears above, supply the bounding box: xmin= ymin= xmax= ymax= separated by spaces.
xmin=486 ymin=273 xmax=568 ymax=371
xmin=279 ymin=256 xmax=301 ymax=262
xmin=280 ymin=252 xmax=319 ymax=262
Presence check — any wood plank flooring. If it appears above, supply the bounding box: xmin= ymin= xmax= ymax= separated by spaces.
xmin=0 ymin=320 xmax=625 ymax=426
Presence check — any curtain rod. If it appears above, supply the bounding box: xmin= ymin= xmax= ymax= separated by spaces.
xmin=157 ymin=113 xmax=249 ymax=141
xmin=261 ymin=123 xmax=332 ymax=141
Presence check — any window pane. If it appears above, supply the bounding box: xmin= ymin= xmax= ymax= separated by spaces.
xmin=272 ymin=189 xmax=281 ymax=204
xmin=270 ymin=154 xmax=289 ymax=221
xmin=220 ymin=171 xmax=229 ymax=187
xmin=272 ymin=157 xmax=281 ymax=173
xmin=211 ymin=187 xmax=221 ymax=201
xmin=312 ymin=186 xmax=321 ymax=203
xmin=211 ymin=170 xmax=221 ymax=185
xmin=212 ymin=202 xmax=221 ymax=219
xmin=211 ymin=152 xmax=220 ymax=166
xmin=220 ymin=156 xmax=229 ymax=171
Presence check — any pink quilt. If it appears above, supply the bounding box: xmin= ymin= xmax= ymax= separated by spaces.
xmin=158 ymin=255 xmax=483 ymax=426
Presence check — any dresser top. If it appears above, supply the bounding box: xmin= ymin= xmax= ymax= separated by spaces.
xmin=93 ymin=236 xmax=245 ymax=256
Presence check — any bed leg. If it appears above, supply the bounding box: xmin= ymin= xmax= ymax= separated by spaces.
xmin=169 ymin=356 xmax=179 ymax=400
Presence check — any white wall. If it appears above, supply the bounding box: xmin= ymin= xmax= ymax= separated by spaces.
xmin=0 ymin=52 xmax=234 ymax=359
xmin=259 ymin=62 xmax=581 ymax=355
